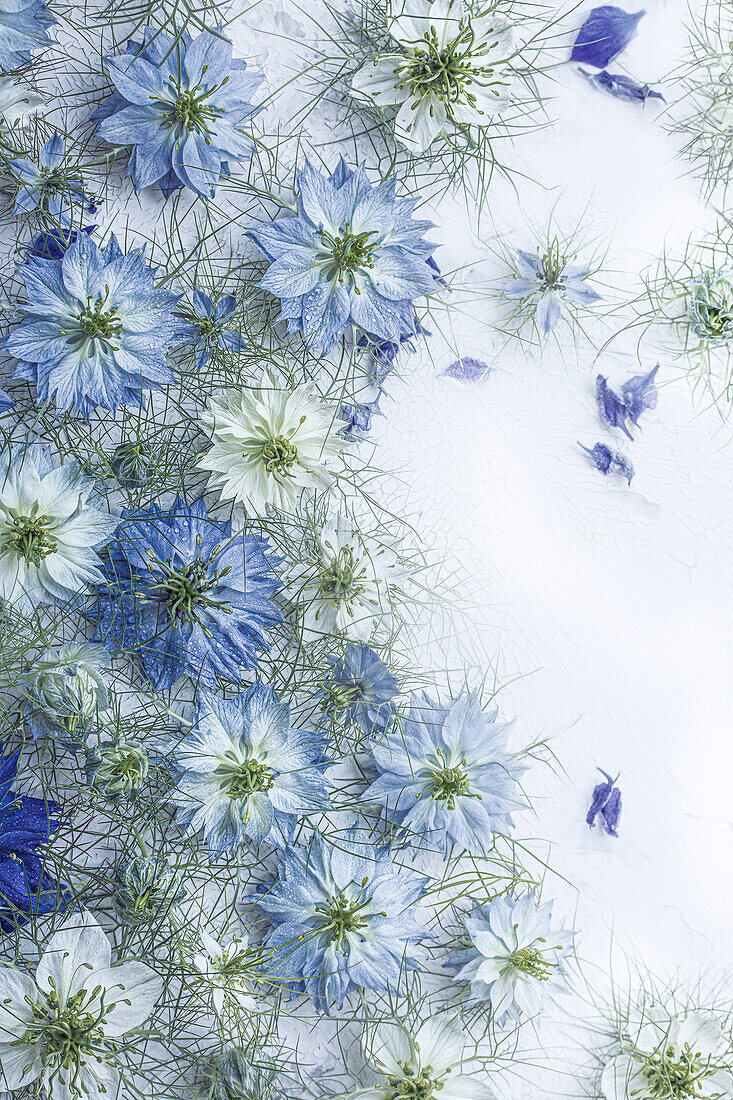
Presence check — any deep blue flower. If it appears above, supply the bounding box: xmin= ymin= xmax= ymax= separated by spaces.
xmin=441 ymin=357 xmax=492 ymax=384
xmin=178 ymin=290 xmax=245 ymax=370
xmin=0 ymin=0 xmax=54 ymax=72
xmin=571 ymin=6 xmax=645 ymax=69
xmin=249 ymin=159 xmax=437 ymax=355
xmin=94 ymin=28 xmax=264 ymax=199
xmin=9 ymin=133 xmax=97 ymax=216
xmin=587 ymin=768 xmax=621 ymax=836
xmin=502 ymin=246 xmax=601 ymax=334
xmin=93 ymin=497 xmax=283 ymax=691
xmin=319 ymin=644 xmax=399 ymax=734
xmin=255 ymin=827 xmax=428 ymax=1012
xmin=364 ymin=691 xmax=527 ymax=856
xmin=339 ymin=395 xmax=383 ymax=441
xmin=580 ymin=68 xmax=664 ymax=103
xmin=596 ymin=366 xmax=659 ymax=438
xmin=5 ymin=233 xmax=188 ymax=417
xmin=0 ymin=745 xmax=68 ymax=933
xmin=28 ymin=223 xmax=95 ymax=260
xmin=170 ymin=683 xmax=331 ymax=852
xmin=580 ymin=441 xmax=634 ymax=483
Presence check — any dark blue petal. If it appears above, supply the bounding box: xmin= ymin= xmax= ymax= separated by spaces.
xmin=601 ymin=786 xmax=622 ymax=836
xmin=596 ymin=374 xmax=633 ymax=438
xmin=581 ymin=67 xmax=664 ymax=102
xmin=579 ymin=441 xmax=634 ymax=483
xmin=587 ymin=768 xmax=621 ymax=836
xmin=586 ymin=769 xmax=614 ymax=826
xmin=621 ymin=364 xmax=659 ymax=423
xmin=571 ymin=6 xmax=645 ymax=68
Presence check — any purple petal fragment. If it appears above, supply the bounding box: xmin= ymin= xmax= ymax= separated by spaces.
xmin=596 ymin=374 xmax=633 ymax=439
xmin=579 ymin=441 xmax=634 ymax=483
xmin=587 ymin=768 xmax=621 ymax=836
xmin=621 ymin=363 xmax=659 ymax=424
xmin=441 ymin=357 xmax=493 ymax=384
xmin=580 ymin=68 xmax=664 ymax=102
xmin=571 ymin=6 xmax=645 ymax=68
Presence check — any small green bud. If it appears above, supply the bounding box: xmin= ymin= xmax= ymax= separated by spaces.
xmin=86 ymin=739 xmax=148 ymax=802
xmin=113 ymin=854 xmax=185 ymax=926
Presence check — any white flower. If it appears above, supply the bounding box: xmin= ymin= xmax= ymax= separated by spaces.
xmin=192 ymin=929 xmax=264 ymax=1019
xmin=0 ymin=909 xmax=163 ymax=1099
xmin=198 ymin=375 xmax=348 ymax=514
xmin=352 ymin=1012 xmax=494 ymax=1100
xmin=602 ymin=1010 xmax=733 ymax=1100
xmin=282 ymin=512 xmax=407 ymax=641
xmin=0 ymin=77 xmax=44 ymax=131
xmin=351 ymin=0 xmax=516 ymax=154
xmin=0 ymin=445 xmax=118 ymax=611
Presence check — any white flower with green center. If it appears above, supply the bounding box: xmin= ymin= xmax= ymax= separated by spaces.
xmin=602 ymin=1010 xmax=733 ymax=1100
xmin=198 ymin=374 xmax=348 ymax=514
xmin=351 ymin=0 xmax=516 ymax=154
xmin=0 ymin=909 xmax=163 ymax=1099
xmin=350 ymin=1012 xmax=493 ymax=1100
xmin=282 ymin=512 xmax=406 ymax=641
xmin=0 ymin=445 xmax=117 ymax=612
xmin=192 ymin=929 xmax=264 ymax=1019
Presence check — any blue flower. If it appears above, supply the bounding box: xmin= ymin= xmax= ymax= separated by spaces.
xmin=319 ymin=645 xmax=399 ymax=734
xmin=596 ymin=366 xmax=659 ymax=438
xmin=249 ymin=159 xmax=437 ymax=354
xmin=170 ymin=683 xmax=331 ymax=852
xmin=94 ymin=28 xmax=264 ymax=199
xmin=586 ymin=768 xmax=621 ymax=836
xmin=93 ymin=497 xmax=283 ymax=691
xmin=178 ymin=290 xmax=245 ymax=370
xmin=339 ymin=395 xmax=383 ymax=441
xmin=363 ymin=692 xmax=527 ymax=856
xmin=571 ymin=6 xmax=645 ymax=69
xmin=580 ymin=68 xmax=664 ymax=103
xmin=449 ymin=892 xmax=575 ymax=1023
xmin=0 ymin=744 xmax=69 ymax=933
xmin=255 ymin=828 xmax=428 ymax=1012
xmin=579 ymin=441 xmax=634 ymax=483
xmin=502 ymin=246 xmax=601 ymax=333
xmin=9 ymin=133 xmax=97 ymax=216
xmin=5 ymin=233 xmax=188 ymax=417
xmin=0 ymin=0 xmax=54 ymax=72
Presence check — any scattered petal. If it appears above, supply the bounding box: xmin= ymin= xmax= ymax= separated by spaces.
xmin=571 ymin=6 xmax=645 ymax=69
xmin=579 ymin=441 xmax=634 ymax=483
xmin=580 ymin=68 xmax=664 ymax=102
xmin=621 ymin=364 xmax=659 ymax=424
xmin=586 ymin=768 xmax=622 ymax=836
xmin=441 ymin=357 xmax=493 ymax=384
xmin=596 ymin=374 xmax=633 ymax=439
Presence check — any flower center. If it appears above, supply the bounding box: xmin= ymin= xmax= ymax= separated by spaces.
xmin=317 ymin=546 xmax=367 ymax=609
xmin=78 ymin=294 xmax=123 ymax=342
xmin=429 ymin=748 xmax=478 ymax=809
xmin=397 ymin=22 xmax=508 ymax=118
xmin=260 ymin=435 xmax=299 ymax=476
xmin=507 ymin=945 xmax=553 ymax=981
xmin=318 ymin=223 xmax=376 ymax=289
xmin=148 ymin=550 xmax=232 ymax=632
xmin=537 ymin=238 xmax=567 ymax=291
xmin=25 ymin=989 xmax=111 ymax=1076
xmin=315 ymin=886 xmax=371 ymax=950
xmin=322 ymin=678 xmax=364 ymax=710
xmin=2 ymin=512 xmax=58 ymax=566
xmin=225 ymin=758 xmax=275 ymax=797
xmin=385 ymin=1062 xmax=443 ymax=1100
xmin=154 ymin=76 xmax=228 ymax=138
xmin=638 ymin=1043 xmax=715 ymax=1099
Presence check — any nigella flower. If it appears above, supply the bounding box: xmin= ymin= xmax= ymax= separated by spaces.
xmin=93 ymin=497 xmax=282 ymax=691
xmin=255 ymin=828 xmax=428 ymax=1012
xmin=601 ymin=1009 xmax=733 ymax=1100
xmin=0 ymin=909 xmax=163 ymax=1095
xmin=689 ymin=268 xmax=733 ymax=346
xmin=281 ymin=512 xmax=407 ymax=642
xmin=596 ymin=366 xmax=659 ymax=439
xmin=502 ymin=240 xmax=602 ymax=333
xmin=197 ymin=375 xmax=348 ymax=514
xmin=178 ymin=290 xmax=245 ymax=370
xmin=570 ymin=6 xmax=645 ymax=69
xmin=86 ymin=739 xmax=149 ymax=802
xmin=8 ymin=132 xmax=97 ymax=216
xmin=347 ymin=1013 xmax=485 ymax=1100
xmin=0 ymin=743 xmax=68 ymax=933
xmin=169 ymin=683 xmax=331 ymax=852
xmin=0 ymin=0 xmax=54 ymax=72
xmin=4 ymin=233 xmax=187 ymax=417
xmin=249 ymin=159 xmax=437 ymax=355
xmin=351 ymin=0 xmax=517 ymax=153
xmin=449 ymin=892 xmax=575 ymax=1023
xmin=319 ymin=644 xmax=399 ymax=734
xmin=579 ymin=441 xmax=634 ymax=484
xmin=586 ymin=768 xmax=621 ymax=836
xmin=94 ymin=28 xmax=264 ymax=199
xmin=363 ymin=691 xmax=526 ymax=855
xmin=113 ymin=854 xmax=186 ymax=926
xmin=0 ymin=444 xmax=118 ymax=612
xmin=192 ymin=929 xmax=264 ymax=1018
xmin=24 ymin=641 xmax=109 ymax=748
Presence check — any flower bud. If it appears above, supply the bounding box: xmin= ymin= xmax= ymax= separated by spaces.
xmin=113 ymin=854 xmax=185 ymax=926
xmin=25 ymin=643 xmax=108 ymax=747
xmin=689 ymin=268 xmax=733 ymax=345
xmin=110 ymin=440 xmax=154 ymax=488
xmin=86 ymin=739 xmax=148 ymax=802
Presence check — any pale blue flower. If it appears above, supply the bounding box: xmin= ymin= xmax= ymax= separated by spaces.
xmin=319 ymin=644 xmax=398 ymax=734
xmin=0 ymin=0 xmax=54 ymax=72
xmin=179 ymin=290 xmax=245 ymax=369
xmin=93 ymin=497 xmax=282 ymax=691
xmin=9 ymin=132 xmax=97 ymax=215
xmin=255 ymin=827 xmax=428 ymax=1012
xmin=94 ymin=28 xmax=264 ymax=199
xmin=502 ymin=245 xmax=601 ymax=334
xmin=363 ymin=691 xmax=526 ymax=856
xmin=5 ymin=233 xmax=188 ymax=417
xmin=571 ymin=6 xmax=644 ymax=68
xmin=170 ymin=683 xmax=331 ymax=852
xmin=449 ymin=892 xmax=575 ymax=1023
xmin=249 ymin=159 xmax=437 ymax=354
